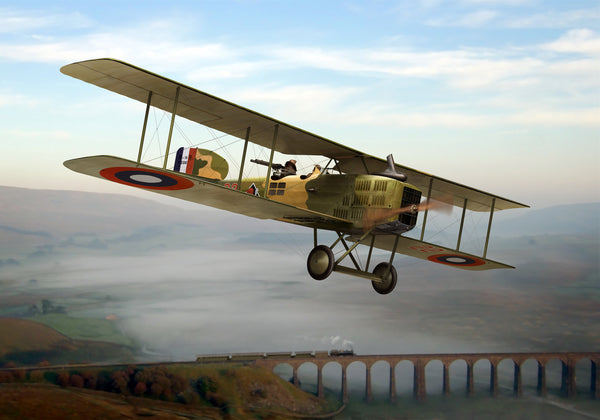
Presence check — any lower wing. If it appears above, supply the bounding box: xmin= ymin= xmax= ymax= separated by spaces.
xmin=64 ymin=155 xmax=352 ymax=230
xmin=346 ymin=234 xmax=513 ymax=270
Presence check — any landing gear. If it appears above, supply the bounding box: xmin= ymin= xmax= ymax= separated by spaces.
xmin=307 ymin=245 xmax=334 ymax=280
xmin=307 ymin=229 xmax=401 ymax=294
xmin=371 ymin=262 xmax=397 ymax=295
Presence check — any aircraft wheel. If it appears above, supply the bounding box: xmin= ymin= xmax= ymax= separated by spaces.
xmin=307 ymin=245 xmax=334 ymax=280
xmin=371 ymin=262 xmax=397 ymax=295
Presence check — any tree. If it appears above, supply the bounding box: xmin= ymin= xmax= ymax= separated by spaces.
xmin=81 ymin=371 xmax=97 ymax=389
xmin=111 ymin=370 xmax=130 ymax=395
xmin=29 ymin=370 xmax=44 ymax=382
xmin=134 ymin=381 xmax=147 ymax=396
xmin=41 ymin=299 xmax=66 ymax=314
xmin=57 ymin=372 xmax=70 ymax=387
xmin=41 ymin=299 xmax=53 ymax=314
xmin=11 ymin=370 xmax=26 ymax=382
xmin=194 ymin=376 xmax=219 ymax=398
xmin=150 ymin=382 xmax=164 ymax=398
xmin=95 ymin=370 xmax=112 ymax=391
xmin=0 ymin=371 xmax=14 ymax=383
xmin=69 ymin=374 xmax=84 ymax=388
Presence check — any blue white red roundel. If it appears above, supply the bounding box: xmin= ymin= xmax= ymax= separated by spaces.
xmin=99 ymin=167 xmax=194 ymax=190
xmin=427 ymin=254 xmax=485 ymax=267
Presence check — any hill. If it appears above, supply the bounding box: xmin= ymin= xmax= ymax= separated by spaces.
xmin=0 ymin=318 xmax=134 ymax=366
xmin=0 ymin=318 xmax=73 ymax=357
xmin=493 ymin=202 xmax=600 ymax=237
xmin=0 ymin=383 xmax=226 ymax=419
xmin=2 ymin=185 xmax=598 ymax=256
xmin=0 ymin=362 xmax=338 ymax=420
xmin=0 ymin=185 xmax=284 ymax=260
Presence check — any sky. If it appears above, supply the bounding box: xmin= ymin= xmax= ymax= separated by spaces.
xmin=0 ymin=0 xmax=599 ymax=209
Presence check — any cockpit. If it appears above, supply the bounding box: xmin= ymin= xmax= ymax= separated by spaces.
xmin=251 ymin=158 xmax=322 ymax=181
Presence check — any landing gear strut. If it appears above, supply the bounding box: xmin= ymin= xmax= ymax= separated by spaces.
xmin=306 ymin=229 xmax=400 ymax=295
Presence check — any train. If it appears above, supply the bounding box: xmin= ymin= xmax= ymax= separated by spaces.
xmin=195 ymin=349 xmax=354 ymax=362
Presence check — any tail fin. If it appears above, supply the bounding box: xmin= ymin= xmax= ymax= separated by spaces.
xmin=174 ymin=147 xmax=229 ymax=180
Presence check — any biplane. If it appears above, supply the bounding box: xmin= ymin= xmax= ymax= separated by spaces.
xmin=61 ymin=59 xmax=528 ymax=295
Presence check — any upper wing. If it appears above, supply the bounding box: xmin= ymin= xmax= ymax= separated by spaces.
xmin=337 ymin=159 xmax=527 ymax=212
xmin=60 ymin=59 xmax=358 ymax=158
xmin=61 ymin=58 xmax=528 ymax=212
xmin=347 ymin=234 xmax=513 ymax=271
xmin=64 ymin=155 xmax=352 ymax=230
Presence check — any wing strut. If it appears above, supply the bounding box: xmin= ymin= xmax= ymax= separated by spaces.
xmin=163 ymin=86 xmax=180 ymax=169
xmin=263 ymin=124 xmax=279 ymax=195
xmin=483 ymin=198 xmax=496 ymax=258
xmin=456 ymin=198 xmax=468 ymax=251
xmin=420 ymin=178 xmax=434 ymax=241
xmin=365 ymin=235 xmax=375 ymax=271
xmin=137 ymin=91 xmax=153 ymax=165
xmin=237 ymin=127 xmax=251 ymax=188
xmin=359 ymin=156 xmax=370 ymax=174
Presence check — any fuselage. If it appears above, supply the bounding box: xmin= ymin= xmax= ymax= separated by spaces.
xmin=223 ymin=171 xmax=422 ymax=234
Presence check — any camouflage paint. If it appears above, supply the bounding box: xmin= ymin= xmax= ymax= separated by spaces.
xmin=222 ymin=172 xmax=421 ymax=231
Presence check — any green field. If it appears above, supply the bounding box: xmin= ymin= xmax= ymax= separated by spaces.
xmin=30 ymin=314 xmax=134 ymax=347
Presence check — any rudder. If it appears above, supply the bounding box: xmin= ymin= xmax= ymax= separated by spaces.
xmin=173 ymin=147 xmax=229 ymax=180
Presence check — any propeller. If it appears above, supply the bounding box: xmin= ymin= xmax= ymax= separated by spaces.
xmin=362 ymin=199 xmax=452 ymax=231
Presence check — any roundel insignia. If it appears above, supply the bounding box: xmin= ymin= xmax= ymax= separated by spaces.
xmin=100 ymin=167 xmax=195 ymax=190
xmin=427 ymin=254 xmax=486 ymax=267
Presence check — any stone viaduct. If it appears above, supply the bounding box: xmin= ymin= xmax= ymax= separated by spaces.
xmin=253 ymin=352 xmax=599 ymax=402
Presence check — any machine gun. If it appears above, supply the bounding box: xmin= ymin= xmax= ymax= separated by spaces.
xmin=250 ymin=159 xmax=284 ymax=171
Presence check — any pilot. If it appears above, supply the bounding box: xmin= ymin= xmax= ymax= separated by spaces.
xmin=281 ymin=159 xmax=297 ymax=176
xmin=309 ymin=164 xmax=321 ymax=177
xmin=302 ymin=164 xmax=321 ymax=179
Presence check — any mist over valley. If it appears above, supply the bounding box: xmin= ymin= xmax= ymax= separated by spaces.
xmin=1 ymin=185 xmax=598 ymax=360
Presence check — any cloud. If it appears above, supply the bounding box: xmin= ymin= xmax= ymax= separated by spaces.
xmin=457 ymin=9 xmax=499 ymax=27
xmin=426 ymin=8 xmax=500 ymax=27
xmin=0 ymin=92 xmax=38 ymax=108
xmin=0 ymin=10 xmax=596 ymax=92
xmin=507 ymin=9 xmax=600 ymax=29
xmin=1 ymin=8 xmax=597 ymax=135
xmin=507 ymin=108 xmax=600 ymax=127
xmin=542 ymin=28 xmax=600 ymax=55
xmin=4 ymin=128 xmax=72 ymax=140
xmin=423 ymin=4 xmax=599 ymax=29
xmin=459 ymin=0 xmax=531 ymax=4
xmin=0 ymin=7 xmax=92 ymax=34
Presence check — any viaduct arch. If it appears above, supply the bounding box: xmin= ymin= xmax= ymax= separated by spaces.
xmin=254 ymin=352 xmax=599 ymax=402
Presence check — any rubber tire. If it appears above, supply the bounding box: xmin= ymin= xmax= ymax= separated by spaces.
xmin=307 ymin=245 xmax=334 ymax=280
xmin=371 ymin=262 xmax=397 ymax=295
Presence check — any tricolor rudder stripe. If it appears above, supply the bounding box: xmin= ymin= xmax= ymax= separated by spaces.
xmin=174 ymin=147 xmax=197 ymax=174
xmin=173 ymin=147 xmax=229 ymax=180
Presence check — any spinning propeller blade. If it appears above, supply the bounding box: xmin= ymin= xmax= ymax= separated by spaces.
xmin=362 ymin=198 xmax=452 ymax=231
